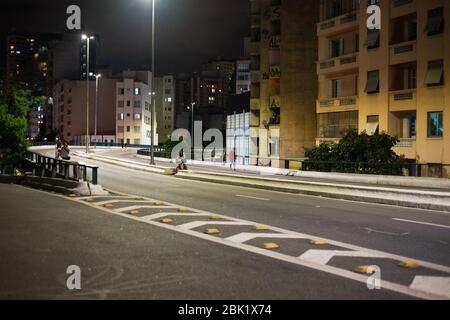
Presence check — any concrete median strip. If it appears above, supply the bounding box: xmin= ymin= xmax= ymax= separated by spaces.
xmin=66 ymin=150 xmax=450 ymax=212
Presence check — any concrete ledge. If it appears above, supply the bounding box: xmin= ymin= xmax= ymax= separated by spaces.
xmin=0 ymin=174 xmax=108 ymax=196
xmin=175 ymin=172 xmax=450 ymax=212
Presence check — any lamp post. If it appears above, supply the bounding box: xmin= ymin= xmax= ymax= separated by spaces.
xmin=82 ymin=34 xmax=94 ymax=154
xmin=188 ymin=102 xmax=195 ymax=141
xmin=90 ymin=73 xmax=101 ymax=149
xmin=149 ymin=0 xmax=156 ymax=165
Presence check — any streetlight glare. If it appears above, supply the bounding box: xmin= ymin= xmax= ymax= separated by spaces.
xmin=81 ymin=34 xmax=87 ymax=40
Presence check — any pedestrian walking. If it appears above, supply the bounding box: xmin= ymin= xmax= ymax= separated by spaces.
xmin=61 ymin=141 xmax=71 ymax=161
xmin=229 ymin=147 xmax=236 ymax=171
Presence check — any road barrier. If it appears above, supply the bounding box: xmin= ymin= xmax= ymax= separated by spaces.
xmin=24 ymin=151 xmax=99 ymax=185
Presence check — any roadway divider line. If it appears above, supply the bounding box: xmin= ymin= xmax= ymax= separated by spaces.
xmin=226 ymin=233 xmax=308 ymax=243
xmin=177 ymin=221 xmax=254 ymax=230
xmin=140 ymin=212 xmax=213 ymax=221
xmin=114 ymin=205 xmax=178 ymax=213
xmin=392 ymin=218 xmax=450 ymax=229
xmin=298 ymin=250 xmax=386 ymax=265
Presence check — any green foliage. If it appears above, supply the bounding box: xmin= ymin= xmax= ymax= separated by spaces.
xmin=305 ymin=130 xmax=408 ymax=175
xmin=0 ymin=89 xmax=44 ymax=173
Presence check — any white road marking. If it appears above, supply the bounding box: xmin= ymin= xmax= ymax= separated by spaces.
xmin=35 ymin=186 xmax=450 ymax=300
xmin=410 ymin=276 xmax=450 ymax=299
xmin=298 ymin=250 xmax=386 ymax=265
xmin=236 ymin=194 xmax=270 ymax=201
xmin=178 ymin=221 xmax=254 ymax=230
xmin=95 ymin=199 xmax=163 ymax=206
xmin=114 ymin=205 xmax=178 ymax=213
xmin=393 ymin=218 xmax=450 ymax=230
xmin=226 ymin=233 xmax=306 ymax=243
xmin=140 ymin=212 xmax=211 ymax=221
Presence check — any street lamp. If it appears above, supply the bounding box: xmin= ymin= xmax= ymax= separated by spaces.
xmin=148 ymin=0 xmax=156 ymax=165
xmin=187 ymin=102 xmax=195 ymax=141
xmin=82 ymin=34 xmax=94 ymax=154
xmin=90 ymin=73 xmax=101 ymax=149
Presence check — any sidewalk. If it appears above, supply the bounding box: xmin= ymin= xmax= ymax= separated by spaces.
xmin=71 ymin=150 xmax=450 ymax=212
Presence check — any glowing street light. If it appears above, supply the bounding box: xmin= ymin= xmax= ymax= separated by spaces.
xmin=81 ymin=34 xmax=95 ymax=153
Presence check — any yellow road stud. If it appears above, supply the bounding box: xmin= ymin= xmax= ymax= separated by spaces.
xmin=205 ymin=228 xmax=220 ymax=235
xmin=85 ymin=198 xmax=94 ymax=202
xmin=179 ymin=208 xmax=190 ymax=213
xmin=69 ymin=194 xmax=77 ymax=198
xmin=210 ymin=215 xmax=222 ymax=220
xmin=263 ymin=243 xmax=279 ymax=250
xmin=355 ymin=265 xmax=377 ymax=274
xmin=160 ymin=218 xmax=174 ymax=224
xmin=104 ymin=203 xmax=114 ymax=208
xmin=154 ymin=201 xmax=164 ymax=206
xmin=254 ymin=225 xmax=269 ymax=231
xmin=399 ymin=260 xmax=420 ymax=268
xmin=310 ymin=239 xmax=328 ymax=245
xmin=129 ymin=210 xmax=140 ymax=215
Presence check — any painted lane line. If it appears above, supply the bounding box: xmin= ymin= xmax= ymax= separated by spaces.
xmin=140 ymin=212 xmax=212 ymax=221
xmin=236 ymin=194 xmax=270 ymax=201
xmin=409 ymin=276 xmax=450 ymax=299
xmin=393 ymin=218 xmax=450 ymax=230
xmin=178 ymin=221 xmax=254 ymax=230
xmin=298 ymin=250 xmax=386 ymax=265
xmin=114 ymin=205 xmax=178 ymax=213
xmin=226 ymin=233 xmax=307 ymax=244
xmin=67 ymin=196 xmax=447 ymax=300
xmin=94 ymin=199 xmax=163 ymax=206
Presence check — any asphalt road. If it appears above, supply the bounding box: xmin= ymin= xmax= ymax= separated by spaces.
xmin=0 ymin=184 xmax=410 ymax=299
xmin=2 ymin=148 xmax=449 ymax=299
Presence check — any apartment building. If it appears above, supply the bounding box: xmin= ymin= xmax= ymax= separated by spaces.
xmin=236 ymin=59 xmax=251 ymax=94
xmin=116 ymin=70 xmax=157 ymax=146
xmin=249 ymin=0 xmax=320 ymax=168
xmin=155 ymin=75 xmax=175 ymax=142
xmin=317 ymin=0 xmax=449 ymax=176
xmin=52 ymin=78 xmax=117 ymax=144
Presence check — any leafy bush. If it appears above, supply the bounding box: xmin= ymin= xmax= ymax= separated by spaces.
xmin=304 ymin=130 xmax=407 ymax=175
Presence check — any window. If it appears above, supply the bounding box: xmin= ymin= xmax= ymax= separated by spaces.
xmin=134 ymin=100 xmax=141 ymax=108
xmin=330 ymin=39 xmax=343 ymax=58
xmin=365 ymin=70 xmax=380 ymax=93
xmin=134 ymin=126 xmax=140 ymax=133
xmin=126 ymin=126 xmax=131 ymax=132
xmin=118 ymin=88 xmax=124 ymax=95
xmin=126 ymin=101 xmax=131 ymax=107
xmin=365 ymin=115 xmax=379 ymax=136
xmin=269 ymin=137 xmax=280 ymax=157
xmin=118 ymin=126 xmax=124 ymax=133
xmin=145 ymin=101 xmax=150 ymax=111
xmin=118 ymin=100 xmax=124 ymax=108
xmin=135 ymin=113 xmax=142 ymax=120
xmin=425 ymin=7 xmax=444 ymax=36
xmin=425 ymin=60 xmax=444 ymax=87
xmin=167 ymin=97 xmax=172 ymax=103
xmin=134 ymin=87 xmax=141 ymax=95
xmin=328 ymin=79 xmax=342 ymax=98
xmin=408 ymin=67 xmax=417 ymax=89
xmin=118 ymin=113 xmax=124 ymax=120
xmin=365 ymin=29 xmax=380 ymax=49
xmin=428 ymin=112 xmax=443 ymax=137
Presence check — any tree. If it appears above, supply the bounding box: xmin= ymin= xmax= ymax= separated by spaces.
xmin=0 ymin=89 xmax=45 ymax=174
xmin=305 ymin=130 xmax=407 ymax=175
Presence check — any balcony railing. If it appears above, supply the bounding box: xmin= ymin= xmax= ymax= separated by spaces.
xmin=389 ymin=40 xmax=417 ymax=65
xmin=395 ymin=138 xmax=415 ymax=148
xmin=389 ymin=89 xmax=417 ymax=111
xmin=317 ymin=53 xmax=358 ymax=75
xmin=317 ymin=10 xmax=359 ymax=36
xmin=317 ymin=96 xmax=358 ymax=111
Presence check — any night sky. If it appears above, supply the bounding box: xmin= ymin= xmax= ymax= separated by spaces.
xmin=1 ymin=0 xmax=250 ymax=75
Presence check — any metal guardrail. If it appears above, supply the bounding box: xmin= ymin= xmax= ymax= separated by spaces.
xmin=24 ymin=151 xmax=99 ymax=185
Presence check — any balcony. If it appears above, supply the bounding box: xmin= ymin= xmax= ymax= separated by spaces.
xmin=391 ymin=0 xmax=417 ymax=19
xmin=393 ymin=138 xmax=416 ymax=159
xmin=316 ymin=96 xmax=358 ymax=113
xmin=317 ymin=10 xmax=359 ymax=37
xmin=389 ymin=89 xmax=417 ymax=111
xmin=317 ymin=53 xmax=358 ymax=75
xmin=389 ymin=41 xmax=417 ymax=65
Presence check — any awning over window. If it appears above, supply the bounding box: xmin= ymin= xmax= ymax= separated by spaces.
xmin=365 ymin=122 xmax=379 ymax=136
xmin=365 ymin=71 xmax=379 ymax=93
xmin=425 ymin=8 xmax=443 ymax=34
xmin=425 ymin=61 xmax=444 ymax=85
xmin=364 ymin=30 xmax=379 ymax=47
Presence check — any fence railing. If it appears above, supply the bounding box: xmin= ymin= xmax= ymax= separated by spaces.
xmin=24 ymin=151 xmax=99 ymax=185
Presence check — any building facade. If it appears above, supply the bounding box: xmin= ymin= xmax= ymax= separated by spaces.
xmin=249 ymin=0 xmax=320 ymax=168
xmin=52 ymin=77 xmax=117 ymax=144
xmin=236 ymin=59 xmax=251 ymax=94
xmin=317 ymin=0 xmax=450 ymax=176
xmin=115 ymin=70 xmax=157 ymax=146
xmin=155 ymin=75 xmax=176 ymax=142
